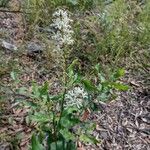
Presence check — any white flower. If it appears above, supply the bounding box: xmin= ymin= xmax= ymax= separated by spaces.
xmin=50 ymin=9 xmax=74 ymax=51
xmin=64 ymin=86 xmax=88 ymax=109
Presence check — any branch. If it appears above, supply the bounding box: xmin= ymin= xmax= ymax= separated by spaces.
xmin=0 ymin=9 xmax=29 ymax=14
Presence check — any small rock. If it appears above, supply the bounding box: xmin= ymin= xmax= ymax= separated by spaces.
xmin=100 ymin=131 xmax=108 ymax=140
xmin=27 ymin=42 xmax=44 ymax=54
xmin=1 ymin=40 xmax=18 ymax=51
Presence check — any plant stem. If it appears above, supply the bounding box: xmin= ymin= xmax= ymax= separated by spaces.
xmin=57 ymin=88 xmax=66 ymax=128
xmin=0 ymin=9 xmax=29 ymax=14
xmin=53 ymin=112 xmax=58 ymax=149
xmin=57 ymin=53 xmax=67 ymax=130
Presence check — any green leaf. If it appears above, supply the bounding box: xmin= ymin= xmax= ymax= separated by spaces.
xmin=32 ymin=83 xmax=41 ymax=99
xmin=67 ymin=0 xmax=78 ymax=5
xmin=31 ymin=134 xmax=44 ymax=150
xmin=10 ymin=71 xmax=17 ymax=80
xmin=31 ymin=82 xmax=49 ymax=101
xmin=82 ymin=79 xmax=98 ymax=92
xmin=85 ymin=123 xmax=96 ymax=134
xmin=68 ymin=59 xmax=78 ymax=76
xmin=66 ymin=141 xmax=76 ymax=150
xmin=64 ymin=107 xmax=78 ymax=114
xmin=94 ymin=63 xmax=100 ymax=73
xmin=98 ymin=93 xmax=109 ymax=101
xmin=39 ymin=82 xmax=49 ymax=96
xmin=67 ymin=59 xmax=80 ymax=85
xmin=61 ymin=107 xmax=80 ymax=128
xmin=31 ymin=112 xmax=52 ymax=123
xmin=60 ymin=129 xmax=75 ymax=141
xmin=50 ymin=94 xmax=63 ymax=101
xmin=110 ymin=82 xmax=129 ymax=91
xmin=24 ymin=101 xmax=38 ymax=108
xmin=79 ymin=134 xmax=99 ymax=144
xmin=112 ymin=68 xmax=125 ymax=80
xmin=50 ymin=140 xmax=76 ymax=150
xmin=46 ymin=131 xmax=53 ymax=149
xmin=99 ymin=74 xmax=106 ymax=83
xmin=10 ymin=71 xmax=19 ymax=83
xmin=61 ymin=115 xmax=80 ymax=128
xmin=17 ymin=87 xmax=28 ymax=95
xmin=50 ymin=141 xmax=67 ymax=150
xmin=0 ymin=0 xmax=10 ymax=7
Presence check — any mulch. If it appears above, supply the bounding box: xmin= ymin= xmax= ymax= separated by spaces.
xmin=83 ymin=71 xmax=150 ymax=150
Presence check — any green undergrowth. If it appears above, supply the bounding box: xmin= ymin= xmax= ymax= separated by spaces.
xmin=21 ymin=0 xmax=150 ymax=64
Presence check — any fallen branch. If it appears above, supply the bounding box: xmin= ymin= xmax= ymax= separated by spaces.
xmin=0 ymin=9 xmax=29 ymax=14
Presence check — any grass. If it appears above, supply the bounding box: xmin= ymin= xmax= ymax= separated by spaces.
xmin=19 ymin=0 xmax=149 ymax=65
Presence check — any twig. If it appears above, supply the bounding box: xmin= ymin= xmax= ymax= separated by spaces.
xmin=0 ymin=9 xmax=29 ymax=14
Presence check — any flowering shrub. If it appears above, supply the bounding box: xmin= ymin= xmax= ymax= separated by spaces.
xmin=12 ymin=8 xmax=129 ymax=150
xmin=20 ymin=61 xmax=128 ymax=150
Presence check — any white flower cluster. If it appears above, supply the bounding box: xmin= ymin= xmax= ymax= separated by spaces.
xmin=64 ymin=86 xmax=88 ymax=109
xmin=51 ymin=9 xmax=74 ymax=51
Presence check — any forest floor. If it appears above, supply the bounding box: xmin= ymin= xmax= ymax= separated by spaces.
xmin=0 ymin=6 xmax=150 ymax=150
